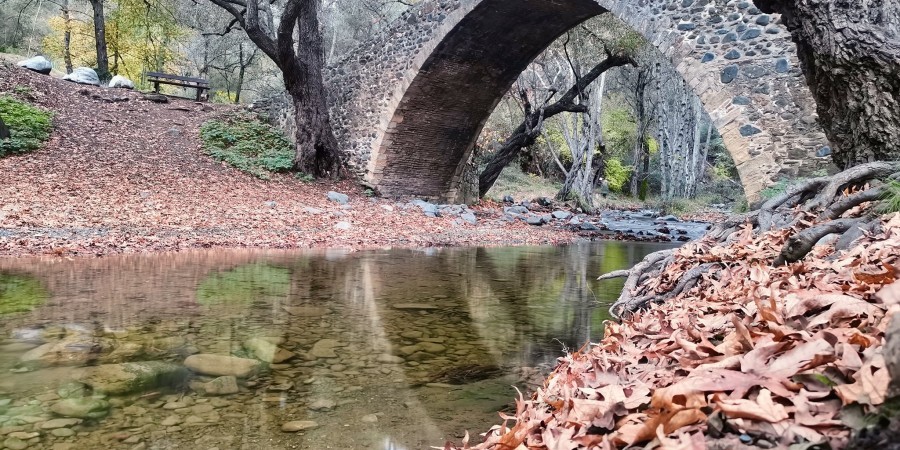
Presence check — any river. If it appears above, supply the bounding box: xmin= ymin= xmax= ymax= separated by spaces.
xmin=0 ymin=242 xmax=673 ymax=449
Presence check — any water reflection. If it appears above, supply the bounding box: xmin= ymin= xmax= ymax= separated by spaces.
xmin=0 ymin=242 xmax=672 ymax=449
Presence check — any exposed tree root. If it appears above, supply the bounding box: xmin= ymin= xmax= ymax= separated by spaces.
xmin=609 ymin=162 xmax=900 ymax=318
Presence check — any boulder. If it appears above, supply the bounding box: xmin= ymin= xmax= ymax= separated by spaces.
xmin=184 ymin=354 xmax=262 ymax=378
xmin=244 ymin=337 xmax=295 ymax=363
xmin=62 ymin=67 xmax=100 ymax=86
xmin=413 ymin=200 xmax=439 ymax=217
xmin=107 ymin=75 xmax=134 ymax=89
xmin=77 ymin=361 xmax=188 ymax=395
xmin=16 ymin=56 xmax=52 ymax=75
xmin=459 ymin=212 xmax=477 ymax=224
xmin=525 ymin=215 xmax=545 ymax=226
xmin=503 ymin=205 xmax=529 ymax=215
xmin=552 ymin=210 xmax=572 ymax=220
xmin=326 ymin=191 xmax=349 ymax=204
xmin=50 ymin=398 xmax=109 ymax=419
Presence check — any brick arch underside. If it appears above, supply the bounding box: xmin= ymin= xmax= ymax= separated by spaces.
xmin=369 ymin=0 xmax=608 ymax=201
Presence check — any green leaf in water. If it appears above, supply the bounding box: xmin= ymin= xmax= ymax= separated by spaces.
xmin=196 ymin=264 xmax=290 ymax=306
xmin=0 ymin=272 xmax=48 ymax=314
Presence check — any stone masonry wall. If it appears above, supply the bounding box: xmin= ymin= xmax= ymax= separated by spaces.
xmin=315 ymin=0 xmax=833 ymax=202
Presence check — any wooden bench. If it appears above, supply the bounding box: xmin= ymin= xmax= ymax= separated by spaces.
xmin=145 ymin=71 xmax=210 ymax=101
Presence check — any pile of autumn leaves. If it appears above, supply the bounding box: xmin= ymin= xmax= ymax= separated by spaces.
xmin=454 ymin=213 xmax=900 ymax=449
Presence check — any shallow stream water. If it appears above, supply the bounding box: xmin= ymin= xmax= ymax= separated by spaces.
xmin=0 ymin=242 xmax=673 ymax=449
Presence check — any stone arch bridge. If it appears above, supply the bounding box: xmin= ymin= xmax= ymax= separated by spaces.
xmin=321 ymin=0 xmax=832 ymax=202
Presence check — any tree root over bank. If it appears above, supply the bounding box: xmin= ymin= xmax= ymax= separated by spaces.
xmin=448 ymin=163 xmax=900 ymax=450
xmin=606 ymin=162 xmax=900 ymax=318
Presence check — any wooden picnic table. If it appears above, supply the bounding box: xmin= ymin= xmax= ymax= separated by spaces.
xmin=145 ymin=71 xmax=210 ymax=101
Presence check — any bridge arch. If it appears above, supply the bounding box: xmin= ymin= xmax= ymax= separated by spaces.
xmin=326 ymin=0 xmax=831 ymax=202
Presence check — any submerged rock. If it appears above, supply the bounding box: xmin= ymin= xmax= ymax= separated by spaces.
xmin=281 ymin=420 xmax=318 ymax=432
xmin=50 ymin=398 xmax=110 ymax=419
xmin=391 ymin=303 xmax=440 ymax=311
xmin=244 ymin=337 xmax=294 ymax=363
xmin=308 ymin=339 xmax=341 ymax=359
xmin=282 ymin=306 xmax=329 ymax=317
xmin=77 ymin=361 xmax=188 ymax=395
xmin=184 ymin=354 xmax=262 ymax=378
xmin=19 ymin=334 xmax=115 ymax=367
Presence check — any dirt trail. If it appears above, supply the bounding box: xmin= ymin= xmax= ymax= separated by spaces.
xmin=0 ymin=64 xmax=576 ymax=257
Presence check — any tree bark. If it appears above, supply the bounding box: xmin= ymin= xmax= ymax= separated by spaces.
xmin=0 ymin=117 xmax=10 ymax=140
xmin=281 ymin=0 xmax=343 ymax=177
xmin=88 ymin=0 xmax=110 ymax=80
xmin=755 ymin=0 xmax=900 ymax=168
xmin=62 ymin=0 xmax=73 ymax=74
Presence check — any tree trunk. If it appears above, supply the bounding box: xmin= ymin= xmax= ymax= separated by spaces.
xmin=0 ymin=117 xmax=10 ymax=140
xmin=755 ymin=0 xmax=900 ymax=168
xmin=62 ymin=0 xmax=73 ymax=74
xmin=88 ymin=0 xmax=110 ymax=80
xmin=235 ymin=44 xmax=246 ymax=104
xmin=283 ymin=0 xmax=343 ymax=177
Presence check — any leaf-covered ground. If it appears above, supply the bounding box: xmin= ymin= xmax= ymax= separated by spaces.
xmin=454 ymin=213 xmax=900 ymax=449
xmin=0 ymin=64 xmax=578 ymax=257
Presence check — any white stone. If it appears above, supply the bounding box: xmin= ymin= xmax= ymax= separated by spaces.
xmin=17 ymin=56 xmax=52 ymax=74
xmin=108 ymin=75 xmax=134 ymax=89
xmin=62 ymin=67 xmax=100 ymax=86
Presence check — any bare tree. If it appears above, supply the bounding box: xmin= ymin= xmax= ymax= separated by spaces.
xmin=205 ymin=0 xmax=343 ymax=177
xmin=478 ymin=49 xmax=632 ymax=197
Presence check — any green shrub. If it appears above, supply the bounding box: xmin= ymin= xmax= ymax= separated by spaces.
xmin=603 ymin=158 xmax=632 ymax=193
xmin=0 ymin=96 xmax=52 ymax=156
xmin=880 ymin=180 xmax=900 ymax=214
xmin=760 ymin=180 xmax=791 ymax=200
xmin=200 ymin=113 xmax=296 ymax=179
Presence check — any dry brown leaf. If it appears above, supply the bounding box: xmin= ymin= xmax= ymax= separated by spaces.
xmin=834 ymin=356 xmax=891 ymax=406
xmin=766 ymin=339 xmax=836 ymax=378
xmin=713 ymin=389 xmax=789 ymax=423
xmin=876 ymin=279 xmax=900 ymax=308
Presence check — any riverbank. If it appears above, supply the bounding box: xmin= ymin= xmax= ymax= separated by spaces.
xmin=1 ymin=63 xmax=719 ymax=258
xmin=452 ymin=211 xmax=900 ymax=449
